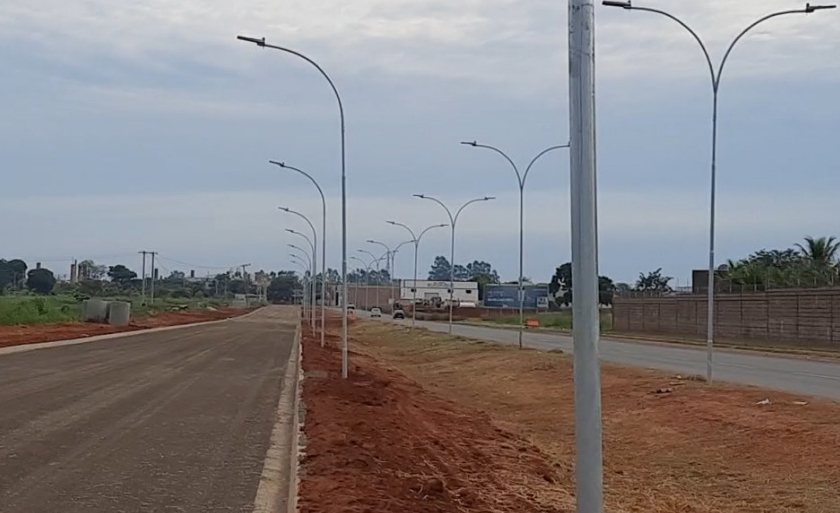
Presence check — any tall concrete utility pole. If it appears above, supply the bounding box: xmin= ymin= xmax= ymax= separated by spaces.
xmin=569 ymin=1 xmax=604 ymax=512
xmin=139 ymin=251 xmax=150 ymax=304
xmin=149 ymin=252 xmax=158 ymax=304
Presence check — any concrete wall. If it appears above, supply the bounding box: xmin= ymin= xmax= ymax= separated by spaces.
xmin=613 ymin=288 xmax=840 ymax=348
xmin=347 ymin=285 xmax=400 ymax=311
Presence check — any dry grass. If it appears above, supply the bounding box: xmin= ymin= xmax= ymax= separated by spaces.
xmin=351 ymin=322 xmax=840 ymax=513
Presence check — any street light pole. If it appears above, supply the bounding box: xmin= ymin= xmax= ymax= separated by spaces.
xmin=387 ymin=221 xmax=448 ymax=327
xmin=279 ymin=206 xmax=318 ymax=330
xmin=390 ymin=240 xmax=414 ymax=279
xmin=366 ymin=240 xmax=393 ymax=277
xmin=349 ymin=256 xmax=375 ymax=311
xmin=367 ymin=239 xmax=413 ymax=309
xmin=461 ymin=141 xmax=570 ymax=349
xmin=238 ymin=35 xmax=350 ymax=379
xmin=389 ymin=239 xmax=414 ymax=305
xmin=603 ymin=0 xmax=836 ymax=383
xmin=414 ymin=195 xmax=495 ymax=333
xmin=570 ymin=1 xmax=603 ymax=511
xmin=290 ymin=244 xmax=315 ymax=328
xmin=271 ymin=161 xmax=328 ymax=347
xmin=287 ymin=229 xmax=316 ymax=330
xmin=290 ymin=257 xmax=309 ymax=320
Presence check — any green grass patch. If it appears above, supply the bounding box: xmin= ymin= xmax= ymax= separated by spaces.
xmin=485 ymin=310 xmax=613 ymax=332
xmin=0 ymin=294 xmax=228 ymax=326
xmin=0 ymin=296 xmax=81 ymax=325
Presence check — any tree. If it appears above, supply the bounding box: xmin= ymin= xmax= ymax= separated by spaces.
xmin=267 ymin=272 xmax=300 ymax=303
xmin=0 ymin=259 xmax=28 ymax=289
xmin=748 ymin=249 xmax=802 ymax=269
xmin=549 ymin=262 xmax=614 ymax=305
xmin=615 ymin=282 xmax=632 ymax=295
xmin=166 ymin=270 xmax=186 ymax=281
xmin=78 ymin=260 xmax=107 ymax=280
xmin=107 ymin=264 xmax=138 ymax=287
xmin=796 ymin=236 xmax=840 ymax=266
xmin=599 ymin=276 xmax=616 ymax=306
xmin=635 ymin=268 xmax=673 ymax=293
xmin=549 ymin=263 xmax=573 ymax=305
xmin=428 ymin=256 xmax=452 ymax=281
xmin=227 ymin=279 xmax=249 ymax=295
xmin=465 ymin=261 xmax=500 ymax=300
xmin=26 ymin=268 xmax=56 ymax=294
xmin=453 ymin=264 xmax=470 ymax=281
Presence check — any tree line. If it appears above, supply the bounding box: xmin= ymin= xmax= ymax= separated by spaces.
xmin=718 ymin=236 xmax=840 ymax=290
xmin=0 ymin=258 xmax=309 ymax=304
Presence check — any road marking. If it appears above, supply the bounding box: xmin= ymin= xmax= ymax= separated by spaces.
xmin=253 ymin=323 xmax=302 ymax=513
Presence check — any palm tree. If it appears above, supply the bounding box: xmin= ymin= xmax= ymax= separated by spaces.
xmin=796 ymin=236 xmax=840 ymax=266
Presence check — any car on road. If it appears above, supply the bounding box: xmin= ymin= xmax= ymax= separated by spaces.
xmin=370 ymin=307 xmax=382 ymax=318
xmin=392 ymin=308 xmax=405 ymax=320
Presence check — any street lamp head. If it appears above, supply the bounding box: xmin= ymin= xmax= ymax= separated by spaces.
xmin=236 ymin=35 xmax=266 ymax=47
xmin=278 ymin=206 xmax=290 ymax=212
xmin=805 ymin=3 xmax=837 ymax=12
xmin=268 ymin=160 xmax=286 ymax=168
xmin=460 ymin=141 xmax=478 ymax=147
xmin=603 ymin=0 xmax=632 ymax=8
xmin=413 ymin=194 xmax=425 ymax=199
xmin=365 ymin=239 xmax=377 ymax=244
xmin=483 ymin=196 xmax=496 ymax=201
xmin=285 ymin=228 xmax=296 ymax=234
xmin=386 ymin=220 xmax=397 ymax=225
xmin=437 ymin=223 xmax=448 ymax=228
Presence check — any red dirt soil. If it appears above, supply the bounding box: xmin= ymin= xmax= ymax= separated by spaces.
xmin=0 ymin=308 xmax=248 ymax=349
xmin=298 ymin=328 xmax=576 ymax=513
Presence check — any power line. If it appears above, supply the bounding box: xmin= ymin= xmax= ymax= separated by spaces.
xmin=155 ymin=255 xmax=236 ymax=271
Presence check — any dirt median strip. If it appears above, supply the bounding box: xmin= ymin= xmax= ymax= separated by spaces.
xmin=348 ymin=321 xmax=840 ymax=513
xmin=297 ymin=325 xmax=575 ymax=513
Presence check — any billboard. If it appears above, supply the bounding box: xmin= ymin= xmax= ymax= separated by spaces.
xmin=484 ymin=284 xmax=549 ymax=309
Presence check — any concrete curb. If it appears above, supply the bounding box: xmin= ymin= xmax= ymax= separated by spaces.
xmin=287 ymin=323 xmax=304 ymax=512
xmin=0 ymin=309 xmax=261 ymax=358
xmin=252 ymin=322 xmax=303 ymax=513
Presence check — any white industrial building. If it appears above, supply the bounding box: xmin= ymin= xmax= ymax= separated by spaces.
xmin=400 ymin=280 xmax=478 ymax=304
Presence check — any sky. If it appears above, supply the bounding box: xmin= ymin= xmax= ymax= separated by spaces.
xmin=1 ymin=0 xmax=838 ymax=285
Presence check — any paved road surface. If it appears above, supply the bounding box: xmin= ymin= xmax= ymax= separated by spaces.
xmin=0 ymin=307 xmax=297 ymax=513
xmin=380 ymin=315 xmax=840 ymax=401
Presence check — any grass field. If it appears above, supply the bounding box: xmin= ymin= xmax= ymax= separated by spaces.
xmin=484 ymin=309 xmax=613 ymax=331
xmin=0 ymin=295 xmax=228 ymax=326
xmin=0 ymin=296 xmax=81 ymax=325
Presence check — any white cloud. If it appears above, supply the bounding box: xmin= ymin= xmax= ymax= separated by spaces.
xmin=66 ymin=83 xmax=309 ymax=118
xmin=2 ymin=0 xmax=836 ymax=94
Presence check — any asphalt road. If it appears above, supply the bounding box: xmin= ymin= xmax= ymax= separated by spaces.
xmin=387 ymin=317 xmax=840 ymax=401
xmin=0 ymin=307 xmax=297 ymax=513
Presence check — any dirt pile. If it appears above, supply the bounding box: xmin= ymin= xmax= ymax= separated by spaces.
xmin=298 ymin=330 xmax=575 ymax=513
xmin=0 ymin=307 xmax=247 ymax=349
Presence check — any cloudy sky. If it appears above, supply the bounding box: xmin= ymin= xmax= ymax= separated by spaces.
xmin=2 ymin=1 xmax=838 ymax=284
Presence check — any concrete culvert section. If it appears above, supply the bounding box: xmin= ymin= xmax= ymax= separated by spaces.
xmin=106 ymin=301 xmax=131 ymax=327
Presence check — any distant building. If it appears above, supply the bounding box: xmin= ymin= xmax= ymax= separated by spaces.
xmin=484 ymin=284 xmax=550 ymax=309
xmin=692 ymin=269 xmax=724 ymax=294
xmin=399 ymin=280 xmax=478 ymax=303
